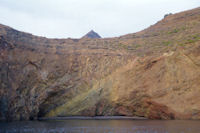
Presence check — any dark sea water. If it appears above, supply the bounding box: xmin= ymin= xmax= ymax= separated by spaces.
xmin=0 ymin=120 xmax=200 ymax=133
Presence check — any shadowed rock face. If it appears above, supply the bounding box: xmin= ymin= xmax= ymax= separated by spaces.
xmin=0 ymin=7 xmax=200 ymax=121
xmin=82 ymin=30 xmax=101 ymax=39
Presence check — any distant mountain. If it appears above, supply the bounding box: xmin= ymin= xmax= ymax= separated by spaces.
xmin=82 ymin=30 xmax=101 ymax=39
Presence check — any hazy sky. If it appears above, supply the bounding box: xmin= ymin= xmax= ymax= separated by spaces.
xmin=0 ymin=0 xmax=199 ymax=38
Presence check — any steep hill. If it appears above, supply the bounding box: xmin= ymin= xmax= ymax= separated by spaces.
xmin=0 ymin=7 xmax=200 ymax=121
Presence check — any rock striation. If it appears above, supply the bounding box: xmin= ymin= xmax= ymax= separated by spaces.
xmin=0 ymin=7 xmax=200 ymax=121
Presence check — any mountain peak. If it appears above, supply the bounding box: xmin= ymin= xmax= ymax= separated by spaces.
xmin=82 ymin=30 xmax=101 ymax=39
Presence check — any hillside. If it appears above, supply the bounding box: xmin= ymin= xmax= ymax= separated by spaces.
xmin=0 ymin=7 xmax=200 ymax=121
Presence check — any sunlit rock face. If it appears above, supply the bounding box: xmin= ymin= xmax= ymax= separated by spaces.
xmin=0 ymin=7 xmax=200 ymax=121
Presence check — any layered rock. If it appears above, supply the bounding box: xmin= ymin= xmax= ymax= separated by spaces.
xmin=0 ymin=7 xmax=200 ymax=121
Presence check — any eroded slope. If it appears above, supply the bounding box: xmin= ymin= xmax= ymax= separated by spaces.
xmin=0 ymin=7 xmax=200 ymax=121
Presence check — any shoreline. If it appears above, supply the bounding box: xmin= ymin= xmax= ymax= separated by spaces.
xmin=38 ymin=116 xmax=147 ymax=120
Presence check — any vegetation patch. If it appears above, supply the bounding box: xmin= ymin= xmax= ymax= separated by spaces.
xmin=185 ymin=34 xmax=200 ymax=44
xmin=162 ymin=41 xmax=172 ymax=46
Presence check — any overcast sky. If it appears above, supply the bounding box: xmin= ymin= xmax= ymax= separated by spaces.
xmin=0 ymin=0 xmax=199 ymax=38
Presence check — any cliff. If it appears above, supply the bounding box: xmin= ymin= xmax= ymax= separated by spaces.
xmin=0 ymin=7 xmax=200 ymax=121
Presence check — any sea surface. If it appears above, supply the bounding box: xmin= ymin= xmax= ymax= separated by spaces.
xmin=0 ymin=120 xmax=200 ymax=133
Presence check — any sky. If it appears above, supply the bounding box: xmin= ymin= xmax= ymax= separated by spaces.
xmin=0 ymin=0 xmax=199 ymax=38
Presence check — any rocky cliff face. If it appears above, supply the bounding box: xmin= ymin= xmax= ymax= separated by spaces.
xmin=0 ymin=7 xmax=200 ymax=121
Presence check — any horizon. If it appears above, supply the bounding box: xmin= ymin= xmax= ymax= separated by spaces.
xmin=0 ymin=0 xmax=199 ymax=38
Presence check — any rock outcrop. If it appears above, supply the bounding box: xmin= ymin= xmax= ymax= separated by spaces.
xmin=0 ymin=7 xmax=200 ymax=121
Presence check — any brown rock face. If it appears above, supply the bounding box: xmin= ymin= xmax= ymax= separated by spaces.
xmin=0 ymin=7 xmax=200 ymax=121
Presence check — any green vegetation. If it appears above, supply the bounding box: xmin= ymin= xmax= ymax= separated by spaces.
xmin=178 ymin=43 xmax=185 ymax=47
xmin=186 ymin=39 xmax=196 ymax=44
xmin=192 ymin=34 xmax=200 ymax=40
xmin=168 ymin=27 xmax=186 ymax=35
xmin=185 ymin=34 xmax=200 ymax=44
xmin=162 ymin=41 xmax=172 ymax=46
xmin=135 ymin=44 xmax=141 ymax=48
xmin=168 ymin=28 xmax=179 ymax=34
xmin=181 ymin=26 xmax=186 ymax=31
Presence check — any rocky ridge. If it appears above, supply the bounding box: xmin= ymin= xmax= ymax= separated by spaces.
xmin=0 ymin=7 xmax=200 ymax=121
